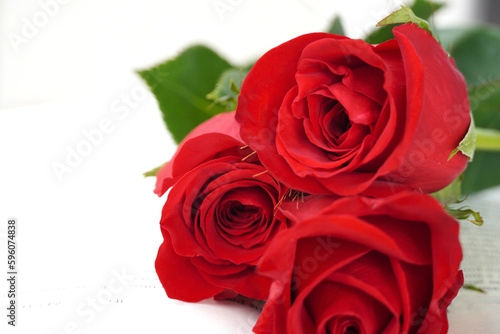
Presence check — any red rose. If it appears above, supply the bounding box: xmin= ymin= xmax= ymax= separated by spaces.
xmin=236 ymin=24 xmax=470 ymax=196
xmin=254 ymin=192 xmax=463 ymax=334
xmin=155 ymin=112 xmax=289 ymax=302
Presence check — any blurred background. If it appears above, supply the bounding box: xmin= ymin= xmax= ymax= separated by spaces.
xmin=0 ymin=0 xmax=491 ymax=109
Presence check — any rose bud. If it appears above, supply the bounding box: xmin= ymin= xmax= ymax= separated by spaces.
xmin=236 ymin=24 xmax=471 ymax=196
xmin=254 ymin=192 xmax=463 ymax=334
xmin=155 ymin=111 xmax=290 ymax=302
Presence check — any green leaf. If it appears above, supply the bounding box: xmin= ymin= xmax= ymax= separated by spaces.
xmin=410 ymin=0 xmax=445 ymax=19
xmin=365 ymin=0 xmax=444 ymax=44
xmin=462 ymin=153 xmax=500 ymax=193
xmin=447 ymin=27 xmax=500 ymax=86
xmin=206 ymin=68 xmax=250 ymax=111
xmin=326 ymin=16 xmax=345 ymax=36
xmin=437 ymin=27 xmax=471 ymax=53
xmin=449 ymin=116 xmax=476 ymax=161
xmin=463 ymin=151 xmax=500 ymax=193
xmin=431 ymin=175 xmax=463 ymax=206
xmin=143 ymin=163 xmax=165 ymax=178
xmin=138 ymin=45 xmax=233 ymax=143
xmin=462 ymin=284 xmax=486 ymax=294
xmin=435 ymin=176 xmax=483 ymax=225
xmin=446 ymin=206 xmax=484 ymax=226
xmin=376 ymin=6 xmax=436 ymax=39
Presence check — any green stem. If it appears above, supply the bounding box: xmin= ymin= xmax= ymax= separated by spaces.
xmin=475 ymin=127 xmax=500 ymax=151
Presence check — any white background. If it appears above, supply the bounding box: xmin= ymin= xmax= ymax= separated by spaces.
xmin=0 ymin=0 xmax=481 ymax=109
xmin=1 ymin=0 xmax=497 ymax=333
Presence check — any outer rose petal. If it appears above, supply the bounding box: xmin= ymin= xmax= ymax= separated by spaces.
xmin=381 ymin=24 xmax=469 ymax=192
xmin=154 ymin=111 xmax=243 ymax=196
xmin=155 ymin=231 xmax=224 ymax=302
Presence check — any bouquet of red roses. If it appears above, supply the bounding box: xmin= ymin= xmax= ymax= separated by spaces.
xmin=141 ymin=3 xmax=500 ymax=333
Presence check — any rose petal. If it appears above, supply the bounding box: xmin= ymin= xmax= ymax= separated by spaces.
xmin=342 ymin=64 xmax=387 ymax=105
xmin=331 ymin=251 xmax=403 ymax=316
xmin=327 ymin=82 xmax=381 ymax=125
xmin=276 ymin=90 xmax=376 ymax=177
xmin=382 ymin=24 xmax=469 ymax=192
xmin=360 ymin=41 xmax=406 ymax=170
xmin=280 ymin=195 xmax=433 ymax=265
xmin=155 ymin=231 xmax=224 ymax=302
xmin=196 ymin=262 xmax=272 ymax=300
xmin=155 ymin=111 xmax=243 ymax=196
xmin=304 ymin=281 xmax=392 ymax=334
xmin=394 ymin=261 xmax=433 ymax=332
